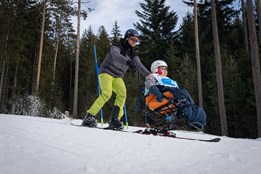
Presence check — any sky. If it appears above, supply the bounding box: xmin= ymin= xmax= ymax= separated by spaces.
xmin=73 ymin=0 xmax=194 ymax=36
xmin=1 ymin=114 xmax=261 ymax=174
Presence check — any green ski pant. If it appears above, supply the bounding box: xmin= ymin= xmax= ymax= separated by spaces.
xmin=87 ymin=73 xmax=126 ymax=120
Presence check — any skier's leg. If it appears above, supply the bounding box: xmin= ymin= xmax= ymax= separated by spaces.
xmin=105 ymin=77 xmax=126 ymax=130
xmin=108 ymin=105 xmax=124 ymax=130
xmin=112 ymin=77 xmax=126 ymax=120
xmin=180 ymin=88 xmax=195 ymax=104
xmin=87 ymin=73 xmax=113 ymax=115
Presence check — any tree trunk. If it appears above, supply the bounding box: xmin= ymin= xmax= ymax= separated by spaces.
xmin=3 ymin=63 xmax=9 ymax=107
xmin=51 ymin=20 xmax=60 ymax=109
xmin=70 ymin=59 xmax=73 ymax=110
xmin=53 ymin=30 xmax=60 ymax=83
xmin=35 ymin=0 xmax=46 ymax=95
xmin=11 ymin=62 xmax=19 ymax=114
xmin=242 ymin=0 xmax=249 ymax=51
xmin=73 ymin=0 xmax=81 ymax=117
xmin=211 ymin=0 xmax=228 ymax=136
xmin=0 ymin=60 xmax=6 ymax=104
xmin=247 ymin=0 xmax=261 ymax=138
xmin=194 ymin=0 xmax=203 ymax=107
xmin=0 ymin=18 xmax=10 ymax=105
xmin=256 ymin=0 xmax=261 ymax=44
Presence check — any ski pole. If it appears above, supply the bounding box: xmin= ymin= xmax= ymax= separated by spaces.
xmin=124 ymin=104 xmax=129 ymax=129
xmin=93 ymin=45 xmax=103 ymax=127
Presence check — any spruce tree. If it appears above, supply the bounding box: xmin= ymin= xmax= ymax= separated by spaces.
xmin=222 ymin=52 xmax=244 ymax=137
xmin=176 ymin=54 xmax=197 ymax=102
xmin=134 ymin=0 xmax=178 ymax=64
xmin=110 ymin=21 xmax=122 ymax=44
xmin=178 ymin=13 xmax=195 ymax=59
xmin=96 ymin=26 xmax=111 ymax=64
xmin=78 ymin=27 xmax=97 ymax=118
xmin=164 ymin=40 xmax=181 ymax=77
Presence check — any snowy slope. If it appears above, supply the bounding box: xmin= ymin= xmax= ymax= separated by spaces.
xmin=1 ymin=114 xmax=260 ymax=174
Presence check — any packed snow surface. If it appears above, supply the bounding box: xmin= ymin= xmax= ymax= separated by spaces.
xmin=1 ymin=114 xmax=260 ymax=174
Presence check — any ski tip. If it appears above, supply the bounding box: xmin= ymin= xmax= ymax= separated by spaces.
xmin=203 ymin=138 xmax=221 ymax=142
xmin=211 ymin=138 xmax=221 ymax=142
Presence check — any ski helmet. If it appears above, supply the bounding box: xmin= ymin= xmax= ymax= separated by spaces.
xmin=151 ymin=60 xmax=168 ymax=73
xmin=124 ymin=29 xmax=140 ymax=40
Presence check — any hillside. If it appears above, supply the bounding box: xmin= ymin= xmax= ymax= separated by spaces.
xmin=1 ymin=114 xmax=260 ymax=174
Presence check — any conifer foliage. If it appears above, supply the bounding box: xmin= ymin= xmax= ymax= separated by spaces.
xmin=0 ymin=0 xmax=260 ymax=138
xmin=134 ymin=0 xmax=178 ymax=64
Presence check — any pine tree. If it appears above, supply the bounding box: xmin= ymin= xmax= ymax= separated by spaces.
xmin=96 ymin=26 xmax=111 ymax=63
xmin=134 ymin=0 xmax=178 ymax=64
xmin=211 ymin=0 xmax=228 ymax=136
xmin=110 ymin=21 xmax=122 ymax=44
xmin=222 ymin=52 xmax=244 ymax=137
xmin=246 ymin=0 xmax=261 ymax=137
xmin=0 ymin=0 xmax=41 ymax=109
xmin=176 ymin=54 xmax=197 ymax=102
xmin=164 ymin=40 xmax=181 ymax=77
xmin=178 ymin=13 xmax=195 ymax=58
xmin=48 ymin=0 xmax=75 ymax=109
xmin=78 ymin=27 xmax=97 ymax=118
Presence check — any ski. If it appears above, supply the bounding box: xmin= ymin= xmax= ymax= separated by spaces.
xmin=172 ymin=136 xmax=221 ymax=142
xmin=71 ymin=122 xmax=220 ymax=142
xmin=133 ymin=129 xmax=221 ymax=142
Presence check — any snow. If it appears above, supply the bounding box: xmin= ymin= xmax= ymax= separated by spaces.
xmin=1 ymin=114 xmax=260 ymax=174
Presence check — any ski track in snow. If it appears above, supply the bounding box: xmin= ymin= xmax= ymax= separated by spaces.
xmin=1 ymin=114 xmax=261 ymax=174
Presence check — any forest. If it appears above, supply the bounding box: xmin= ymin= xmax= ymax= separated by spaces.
xmin=0 ymin=0 xmax=260 ymax=138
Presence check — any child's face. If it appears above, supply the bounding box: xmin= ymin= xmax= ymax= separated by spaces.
xmin=158 ymin=66 xmax=168 ymax=76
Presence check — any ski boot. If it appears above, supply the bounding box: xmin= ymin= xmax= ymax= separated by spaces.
xmin=81 ymin=113 xmax=98 ymax=127
xmin=107 ymin=106 xmax=124 ymax=130
xmin=108 ymin=117 xmax=124 ymax=130
xmin=187 ymin=122 xmax=204 ymax=132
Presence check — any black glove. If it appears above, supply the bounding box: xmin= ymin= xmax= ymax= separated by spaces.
xmin=126 ymin=60 xmax=137 ymax=70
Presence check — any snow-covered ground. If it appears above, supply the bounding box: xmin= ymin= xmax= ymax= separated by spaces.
xmin=1 ymin=114 xmax=260 ymax=174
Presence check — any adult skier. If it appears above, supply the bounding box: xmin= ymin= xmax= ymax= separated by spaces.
xmin=82 ymin=29 xmax=150 ymax=130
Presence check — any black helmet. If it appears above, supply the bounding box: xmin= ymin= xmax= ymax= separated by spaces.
xmin=124 ymin=29 xmax=139 ymax=40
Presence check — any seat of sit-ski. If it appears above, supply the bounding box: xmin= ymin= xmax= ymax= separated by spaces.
xmin=145 ymin=91 xmax=176 ymax=115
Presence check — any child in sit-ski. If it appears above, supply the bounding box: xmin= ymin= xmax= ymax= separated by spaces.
xmin=145 ymin=60 xmax=206 ymax=131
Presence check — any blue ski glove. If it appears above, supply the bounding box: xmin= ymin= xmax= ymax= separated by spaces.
xmin=149 ymin=85 xmax=163 ymax=102
xmin=155 ymin=92 xmax=163 ymax=102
